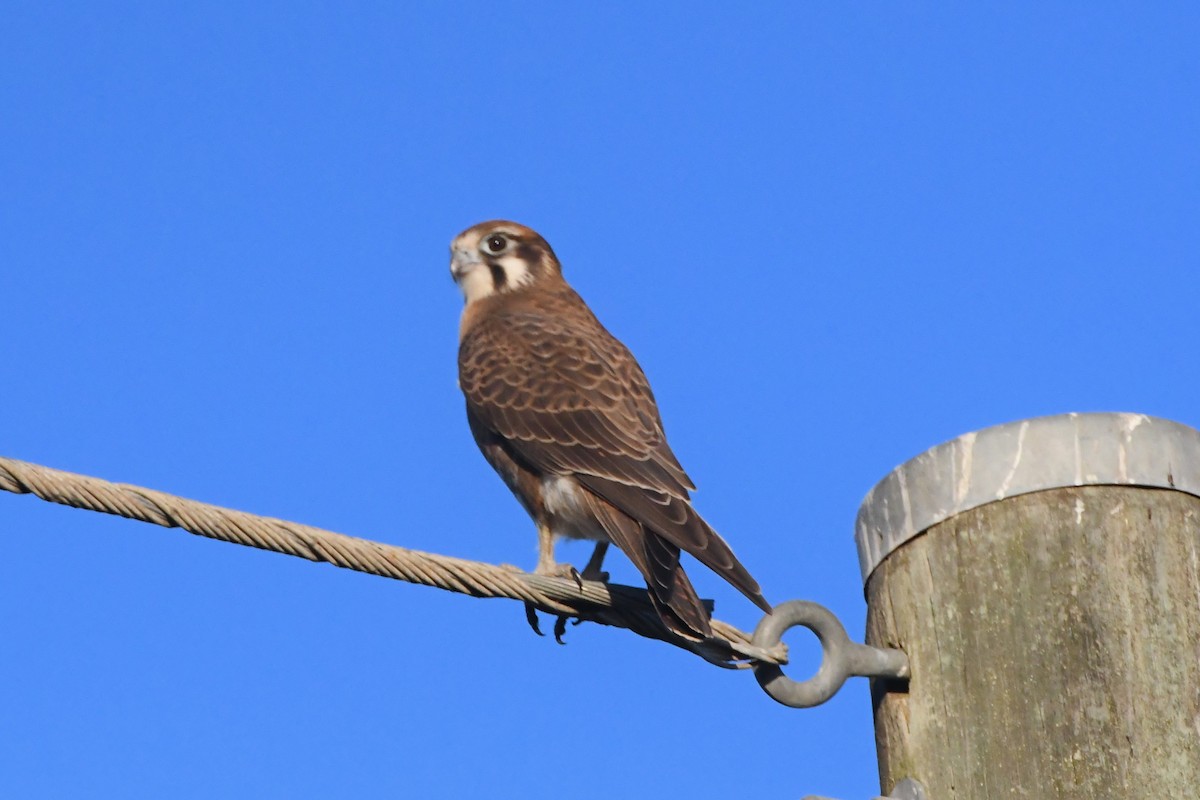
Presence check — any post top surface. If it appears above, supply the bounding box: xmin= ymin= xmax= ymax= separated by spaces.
xmin=854 ymin=412 xmax=1200 ymax=585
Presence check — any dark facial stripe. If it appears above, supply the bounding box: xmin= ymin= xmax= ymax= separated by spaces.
xmin=488 ymin=262 xmax=507 ymax=290
xmin=515 ymin=242 xmax=545 ymax=274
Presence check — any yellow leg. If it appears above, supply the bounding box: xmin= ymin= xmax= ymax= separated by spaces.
xmin=535 ymin=522 xmax=558 ymax=575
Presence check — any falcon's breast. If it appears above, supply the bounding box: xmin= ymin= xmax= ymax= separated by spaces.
xmin=458 ymin=283 xmax=696 ymax=512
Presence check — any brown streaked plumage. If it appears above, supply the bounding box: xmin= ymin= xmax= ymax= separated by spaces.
xmin=450 ymin=220 xmax=770 ymax=639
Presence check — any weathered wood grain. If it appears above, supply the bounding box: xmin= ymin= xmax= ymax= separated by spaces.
xmin=867 ymin=486 xmax=1200 ymax=798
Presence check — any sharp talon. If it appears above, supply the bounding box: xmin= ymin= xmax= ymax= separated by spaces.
xmin=570 ymin=567 xmax=583 ymax=591
xmin=553 ymin=614 xmax=570 ymax=644
xmin=571 ymin=617 xmax=583 ymax=627
xmin=524 ymin=602 xmax=544 ymax=636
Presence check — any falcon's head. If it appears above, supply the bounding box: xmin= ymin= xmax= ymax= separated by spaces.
xmin=450 ymin=220 xmax=562 ymax=304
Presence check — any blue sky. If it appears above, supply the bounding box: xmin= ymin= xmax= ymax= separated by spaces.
xmin=2 ymin=3 xmax=1196 ymax=798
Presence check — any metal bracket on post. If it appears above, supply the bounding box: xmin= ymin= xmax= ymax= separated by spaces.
xmin=751 ymin=600 xmax=909 ymax=708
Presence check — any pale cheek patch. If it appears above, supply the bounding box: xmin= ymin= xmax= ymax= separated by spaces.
xmin=457 ymin=253 xmax=536 ymax=304
xmin=496 ymin=255 xmax=535 ymax=289
xmin=458 ymin=267 xmax=496 ymax=303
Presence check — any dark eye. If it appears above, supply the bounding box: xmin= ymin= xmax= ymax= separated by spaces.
xmin=484 ymin=234 xmax=507 ymax=254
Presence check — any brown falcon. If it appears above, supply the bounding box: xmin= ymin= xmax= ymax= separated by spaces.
xmin=450 ymin=220 xmax=771 ymax=640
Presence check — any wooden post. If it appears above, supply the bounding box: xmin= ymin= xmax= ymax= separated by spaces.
xmin=856 ymin=413 xmax=1200 ymax=798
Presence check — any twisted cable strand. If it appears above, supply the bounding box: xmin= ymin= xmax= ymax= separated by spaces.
xmin=0 ymin=455 xmax=785 ymax=667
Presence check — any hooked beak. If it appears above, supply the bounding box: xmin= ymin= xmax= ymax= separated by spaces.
xmin=450 ymin=247 xmax=481 ymax=283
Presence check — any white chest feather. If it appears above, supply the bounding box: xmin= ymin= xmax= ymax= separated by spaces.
xmin=541 ymin=475 xmax=609 ymax=542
